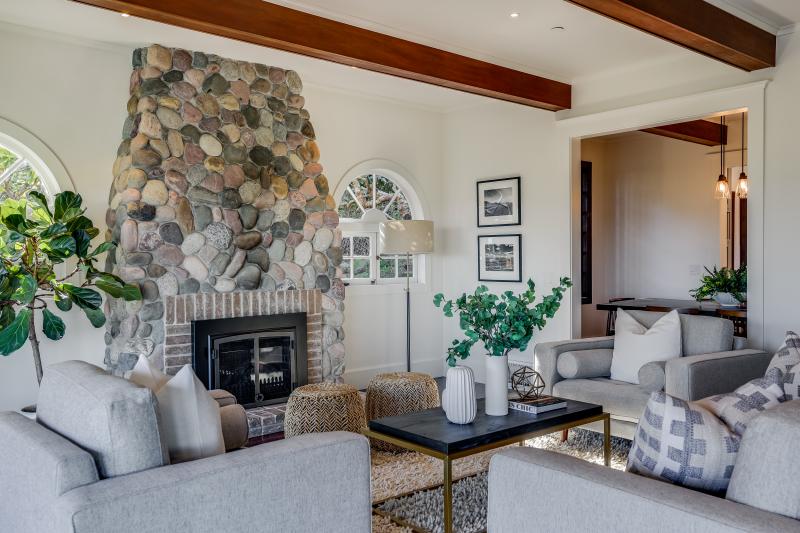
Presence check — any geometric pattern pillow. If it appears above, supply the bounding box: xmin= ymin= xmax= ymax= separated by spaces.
xmin=696 ymin=368 xmax=785 ymax=436
xmin=783 ymin=362 xmax=800 ymax=402
xmin=627 ymin=391 xmax=740 ymax=493
xmin=766 ymin=331 xmax=800 ymax=399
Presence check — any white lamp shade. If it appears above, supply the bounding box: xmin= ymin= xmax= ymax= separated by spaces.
xmin=378 ymin=220 xmax=434 ymax=255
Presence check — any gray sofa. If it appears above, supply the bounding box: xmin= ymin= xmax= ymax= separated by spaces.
xmin=535 ymin=311 xmax=771 ymax=438
xmin=0 ymin=361 xmax=372 ymax=533
xmin=488 ymin=400 xmax=800 ymax=532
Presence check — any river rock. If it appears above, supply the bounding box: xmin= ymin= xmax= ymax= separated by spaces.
xmin=294 ymin=241 xmax=312 ymax=266
xmin=235 ymin=264 xmax=261 ymax=289
xmin=181 ymin=255 xmax=208 ymax=281
xmin=156 ymin=272 xmax=179 ymax=296
xmin=153 ymin=244 xmax=184 ymax=267
xmin=181 ymin=232 xmax=205 ymax=255
xmin=224 ymin=249 xmax=247 ymax=277
xmin=234 ymin=231 xmax=261 ymax=250
xmin=198 ymin=134 xmax=223 ymax=156
xmin=204 ymin=222 xmax=233 ymax=249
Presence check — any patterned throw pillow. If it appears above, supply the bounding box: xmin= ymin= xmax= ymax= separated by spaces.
xmin=627 ymin=392 xmax=740 ymax=493
xmin=767 ymin=331 xmax=800 ymax=400
xmin=696 ymin=368 xmax=785 ymax=436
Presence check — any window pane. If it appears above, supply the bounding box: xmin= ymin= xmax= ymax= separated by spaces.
xmin=398 ymin=257 xmax=413 ymax=278
xmin=337 ymin=190 xmax=362 ymax=219
xmin=352 ymin=236 xmax=370 ymax=257
xmin=341 ymin=236 xmax=351 ymax=256
xmin=0 ymin=163 xmax=45 ymax=202
xmin=352 ymin=174 xmax=373 ymax=210
xmin=375 ymin=175 xmax=397 ymax=211
xmin=385 ymin=191 xmax=412 ymax=220
xmin=352 ymin=258 xmax=370 ymax=279
xmin=341 ymin=260 xmax=351 ymax=279
xmin=379 ymin=257 xmax=396 ymax=278
xmin=0 ymin=146 xmax=19 ymax=175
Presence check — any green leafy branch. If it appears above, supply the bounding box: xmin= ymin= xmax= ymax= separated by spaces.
xmin=689 ymin=265 xmax=747 ymax=302
xmin=0 ymin=190 xmax=142 ymax=383
xmin=433 ymin=277 xmax=572 ymax=367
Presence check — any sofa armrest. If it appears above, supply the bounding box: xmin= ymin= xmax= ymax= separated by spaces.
xmin=488 ymin=447 xmax=799 ymax=533
xmin=665 ymin=349 xmax=772 ymax=401
xmin=54 ymin=432 xmax=371 ymax=533
xmin=209 ymin=389 xmax=237 ymax=407
xmin=535 ymin=337 xmax=614 ymax=394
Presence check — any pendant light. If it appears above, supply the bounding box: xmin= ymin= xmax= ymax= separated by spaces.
xmin=714 ymin=115 xmax=730 ymax=200
xmin=736 ymin=112 xmax=749 ymax=199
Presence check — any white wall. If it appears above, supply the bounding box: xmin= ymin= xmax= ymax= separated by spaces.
xmin=0 ymin=25 xmax=445 ymax=409
xmin=580 ymin=132 xmax=729 ymax=336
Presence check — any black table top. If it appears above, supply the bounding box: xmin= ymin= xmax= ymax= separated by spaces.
xmin=595 ymin=298 xmax=733 ymax=315
xmin=368 ymin=399 xmax=603 ymax=455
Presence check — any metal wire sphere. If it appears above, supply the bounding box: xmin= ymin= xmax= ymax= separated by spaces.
xmin=510 ymin=366 xmax=545 ymax=400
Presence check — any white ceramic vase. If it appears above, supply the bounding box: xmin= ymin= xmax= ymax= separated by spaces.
xmin=441 ymin=365 xmax=477 ymax=424
xmin=485 ymin=354 xmax=509 ymax=416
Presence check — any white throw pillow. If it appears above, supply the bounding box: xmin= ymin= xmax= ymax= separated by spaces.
xmin=610 ymin=309 xmax=682 ymax=384
xmin=127 ymin=357 xmax=225 ymax=464
xmin=128 ymin=355 xmax=170 ymax=392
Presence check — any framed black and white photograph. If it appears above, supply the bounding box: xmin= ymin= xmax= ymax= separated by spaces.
xmin=478 ymin=234 xmax=522 ymax=282
xmin=476 ymin=176 xmax=520 ymax=227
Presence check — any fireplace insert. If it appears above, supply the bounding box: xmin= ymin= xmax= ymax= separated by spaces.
xmin=192 ymin=313 xmax=307 ymax=407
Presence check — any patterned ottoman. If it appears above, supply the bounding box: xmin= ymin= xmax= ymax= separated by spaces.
xmin=366 ymin=372 xmax=440 ymax=452
xmin=284 ymin=383 xmax=366 ymax=438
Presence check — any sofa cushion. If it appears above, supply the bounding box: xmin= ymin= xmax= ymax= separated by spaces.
xmin=553 ymin=377 xmax=650 ymax=420
xmin=626 ymin=310 xmax=734 ymax=356
xmin=611 ymin=310 xmax=681 ymax=384
xmin=726 ymin=400 xmax=800 ymax=519
xmin=766 ymin=331 xmax=800 ymax=400
xmin=556 ymin=349 xmax=612 ymax=379
xmin=627 ymin=391 xmax=739 ymax=493
xmin=697 ymin=368 xmax=785 ymax=436
xmin=37 ymin=360 xmax=169 ymax=479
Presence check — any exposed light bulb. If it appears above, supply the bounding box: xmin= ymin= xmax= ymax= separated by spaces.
xmin=714 ymin=174 xmax=730 ymax=200
xmin=736 ymin=171 xmax=749 ymax=199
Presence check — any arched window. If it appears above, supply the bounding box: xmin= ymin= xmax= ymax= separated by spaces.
xmin=0 ymin=142 xmax=50 ymax=201
xmin=335 ymin=171 xmax=423 ymax=284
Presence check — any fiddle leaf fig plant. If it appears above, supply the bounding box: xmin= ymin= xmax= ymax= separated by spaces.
xmin=0 ymin=190 xmax=142 ymax=384
xmin=434 ymin=277 xmax=572 ymax=367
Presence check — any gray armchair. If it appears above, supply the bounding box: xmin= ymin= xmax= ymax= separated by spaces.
xmin=535 ymin=311 xmax=771 ymax=438
xmin=0 ymin=361 xmax=372 ymax=533
xmin=488 ymin=401 xmax=800 ymax=532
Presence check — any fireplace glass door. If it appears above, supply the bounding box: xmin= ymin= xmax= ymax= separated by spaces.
xmin=213 ymin=331 xmax=296 ymax=407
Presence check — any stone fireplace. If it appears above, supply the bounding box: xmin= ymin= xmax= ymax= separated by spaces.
xmin=103 ymin=45 xmax=346 ymax=385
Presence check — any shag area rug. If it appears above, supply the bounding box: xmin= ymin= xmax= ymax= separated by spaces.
xmin=371 ymin=429 xmax=631 ymax=533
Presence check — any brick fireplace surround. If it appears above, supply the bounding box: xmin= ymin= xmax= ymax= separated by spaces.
xmin=162 ymin=288 xmax=323 ymax=437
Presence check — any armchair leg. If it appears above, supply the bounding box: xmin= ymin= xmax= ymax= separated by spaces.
xmin=561 ymin=429 xmax=569 ymax=442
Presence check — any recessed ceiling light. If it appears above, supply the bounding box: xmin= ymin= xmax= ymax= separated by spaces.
xmin=510 ymin=12 xmax=520 ymax=18
xmin=121 ymin=12 xmax=130 ymax=17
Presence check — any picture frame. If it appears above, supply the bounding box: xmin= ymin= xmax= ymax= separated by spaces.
xmin=477 ymin=234 xmax=522 ymax=282
xmin=476 ymin=176 xmax=521 ymax=227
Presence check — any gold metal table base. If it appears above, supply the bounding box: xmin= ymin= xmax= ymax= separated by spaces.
xmin=364 ymin=412 xmax=611 ymax=533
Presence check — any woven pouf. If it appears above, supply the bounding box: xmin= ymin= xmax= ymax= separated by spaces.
xmin=366 ymin=372 xmax=441 ymax=452
xmin=284 ymin=383 xmax=366 ymax=438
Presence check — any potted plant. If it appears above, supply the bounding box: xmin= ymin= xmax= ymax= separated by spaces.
xmin=434 ymin=277 xmax=571 ymax=416
xmin=689 ymin=265 xmax=747 ymax=308
xmin=0 ymin=191 xmax=142 ymax=387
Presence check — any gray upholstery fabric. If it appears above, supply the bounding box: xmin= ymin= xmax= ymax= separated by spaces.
xmin=488 ymin=447 xmax=800 ymax=532
xmin=665 ymin=349 xmax=772 ymax=401
xmin=0 ymin=412 xmax=99 ymax=532
xmin=37 ymin=360 xmax=169 ymax=479
xmin=535 ymin=336 xmax=615 ymax=395
xmin=553 ymin=378 xmax=650 ymax=419
xmin=637 ymin=361 xmax=666 ymax=392
xmin=627 ymin=310 xmax=734 ymax=356
xmin=53 ymin=432 xmax=371 ymax=533
xmin=556 ymin=349 xmax=612 ymax=379
xmin=727 ymin=400 xmax=800 ymax=519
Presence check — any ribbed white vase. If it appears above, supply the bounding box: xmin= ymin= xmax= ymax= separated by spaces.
xmin=485 ymin=354 xmax=509 ymax=416
xmin=441 ymin=365 xmax=477 ymax=424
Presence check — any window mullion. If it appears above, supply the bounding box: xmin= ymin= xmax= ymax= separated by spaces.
xmin=0 ymin=158 xmax=27 ymax=187
xmin=347 ymin=185 xmax=366 ymax=215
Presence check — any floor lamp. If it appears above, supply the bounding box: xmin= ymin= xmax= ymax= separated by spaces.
xmin=378 ymin=220 xmax=434 ymax=372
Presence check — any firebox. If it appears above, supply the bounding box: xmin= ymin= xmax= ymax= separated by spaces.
xmin=192 ymin=313 xmax=308 ymax=407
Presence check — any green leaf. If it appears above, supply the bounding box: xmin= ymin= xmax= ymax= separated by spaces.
xmin=2 ymin=213 xmax=29 ymax=234
xmin=87 ymin=241 xmax=116 ymax=259
xmin=433 ymin=293 xmax=444 ymax=307
xmin=40 ymin=222 xmax=68 ymax=239
xmin=0 ymin=306 xmax=14 ymax=328
xmin=53 ymin=191 xmax=83 ymax=221
xmin=62 ymin=284 xmax=102 ymax=310
xmin=12 ymin=274 xmax=37 ymax=305
xmin=41 ymin=308 xmax=65 ymax=341
xmin=54 ymin=293 xmax=73 ymax=312
xmin=72 ymin=229 xmax=92 ymax=257
xmin=41 ymin=234 xmax=77 ymax=260
xmin=0 ymin=308 xmax=31 ymax=356
xmin=83 ymin=306 xmax=106 ymax=328
xmin=27 ymin=191 xmax=53 ymax=224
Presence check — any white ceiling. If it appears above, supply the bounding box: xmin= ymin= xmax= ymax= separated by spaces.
xmin=0 ymin=0 xmax=791 ymax=110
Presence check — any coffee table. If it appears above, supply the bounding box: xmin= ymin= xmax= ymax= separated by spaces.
xmin=364 ymin=399 xmax=609 ymax=533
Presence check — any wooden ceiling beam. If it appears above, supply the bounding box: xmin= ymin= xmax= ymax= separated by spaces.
xmin=641 ymin=119 xmax=727 ymax=146
xmin=70 ymin=0 xmax=571 ymax=111
xmin=566 ymin=0 xmax=775 ymax=71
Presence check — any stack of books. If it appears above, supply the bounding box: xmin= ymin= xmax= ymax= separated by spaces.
xmin=508 ymin=394 xmax=567 ymax=415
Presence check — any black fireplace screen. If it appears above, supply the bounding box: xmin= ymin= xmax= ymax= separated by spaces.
xmin=192 ymin=313 xmax=307 ymax=407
